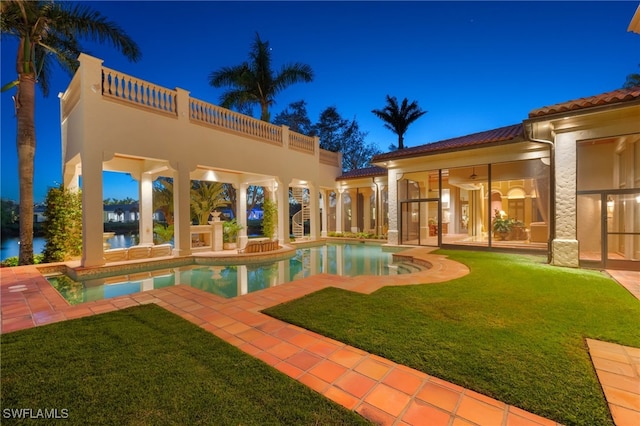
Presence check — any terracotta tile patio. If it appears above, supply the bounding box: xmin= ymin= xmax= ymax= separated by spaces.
xmin=1 ymin=249 xmax=638 ymax=425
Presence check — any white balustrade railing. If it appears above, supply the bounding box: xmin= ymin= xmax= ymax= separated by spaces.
xmin=98 ymin=66 xmax=325 ymax=154
xmin=289 ymin=132 xmax=315 ymax=155
xmin=189 ymin=98 xmax=282 ymax=146
xmin=102 ymin=67 xmax=177 ymax=115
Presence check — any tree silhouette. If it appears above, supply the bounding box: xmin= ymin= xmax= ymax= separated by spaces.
xmin=372 ymin=95 xmax=427 ymax=149
xmin=209 ymin=33 xmax=313 ymax=122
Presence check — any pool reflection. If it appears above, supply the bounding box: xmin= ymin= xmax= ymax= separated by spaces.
xmin=49 ymin=244 xmax=412 ymax=304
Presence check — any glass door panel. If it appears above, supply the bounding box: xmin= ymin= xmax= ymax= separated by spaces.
xmin=400 ymin=200 xmax=439 ymax=246
xmin=401 ymin=202 xmax=419 ymax=244
xmin=577 ymin=194 xmax=602 ymax=264
xmin=606 ymin=192 xmax=640 ymax=269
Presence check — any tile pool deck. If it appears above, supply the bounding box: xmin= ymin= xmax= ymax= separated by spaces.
xmin=1 ymin=247 xmax=638 ymax=425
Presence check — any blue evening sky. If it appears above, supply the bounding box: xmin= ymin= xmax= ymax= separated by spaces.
xmin=1 ymin=1 xmax=638 ymax=203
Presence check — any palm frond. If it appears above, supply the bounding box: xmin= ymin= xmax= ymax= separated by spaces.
xmin=209 ymin=32 xmax=313 ymax=121
xmin=209 ymin=64 xmax=250 ymax=88
xmin=371 ymin=95 xmax=427 ymax=148
xmin=272 ymin=63 xmax=314 ymax=94
xmin=45 ymin=2 xmax=141 ymax=62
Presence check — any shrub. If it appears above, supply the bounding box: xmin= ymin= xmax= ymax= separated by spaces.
xmin=42 ymin=186 xmax=82 ymax=263
xmin=0 ymin=254 xmax=44 ymax=268
xmin=153 ymin=224 xmax=174 ymax=244
xmin=262 ymin=199 xmax=277 ymax=239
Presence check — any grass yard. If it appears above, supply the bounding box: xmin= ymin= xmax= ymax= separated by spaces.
xmin=263 ymin=250 xmax=640 ymax=426
xmin=1 ymin=304 xmax=370 ymax=426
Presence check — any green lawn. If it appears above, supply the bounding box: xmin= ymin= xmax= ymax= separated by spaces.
xmin=263 ymin=250 xmax=640 ymax=426
xmin=1 ymin=304 xmax=370 ymax=426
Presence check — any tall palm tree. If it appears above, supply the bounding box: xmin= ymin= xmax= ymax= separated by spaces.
xmin=1 ymin=0 xmax=141 ymax=265
xmin=209 ymin=33 xmax=313 ymax=122
xmin=371 ymin=95 xmax=427 ymax=150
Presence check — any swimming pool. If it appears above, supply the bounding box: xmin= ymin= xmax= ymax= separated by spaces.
xmin=48 ymin=243 xmax=423 ymax=305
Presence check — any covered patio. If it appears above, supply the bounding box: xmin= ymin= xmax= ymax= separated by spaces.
xmin=60 ymin=54 xmax=341 ymax=267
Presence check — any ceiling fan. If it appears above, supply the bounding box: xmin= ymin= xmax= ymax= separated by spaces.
xmin=469 ymin=167 xmax=478 ymax=180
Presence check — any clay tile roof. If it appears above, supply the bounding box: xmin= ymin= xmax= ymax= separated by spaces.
xmin=371 ymin=123 xmax=523 ymax=163
xmin=337 ymin=166 xmax=388 ymax=180
xmin=528 ymin=85 xmax=640 ymax=118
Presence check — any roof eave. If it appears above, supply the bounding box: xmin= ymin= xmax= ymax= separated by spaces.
xmin=525 ymin=97 xmax=640 ymax=123
xmin=371 ymin=137 xmax=524 ymax=166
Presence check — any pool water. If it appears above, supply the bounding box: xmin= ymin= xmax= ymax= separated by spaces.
xmin=48 ymin=244 xmax=422 ymax=305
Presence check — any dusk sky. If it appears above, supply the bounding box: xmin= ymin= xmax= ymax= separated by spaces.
xmin=1 ymin=1 xmax=638 ymax=203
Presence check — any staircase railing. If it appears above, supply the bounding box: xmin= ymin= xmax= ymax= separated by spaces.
xmin=291 ymin=188 xmax=309 ymax=239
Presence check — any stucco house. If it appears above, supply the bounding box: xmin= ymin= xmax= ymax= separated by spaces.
xmin=60 ymin=7 xmax=639 ymax=270
xmin=338 ymin=86 xmax=639 ymax=271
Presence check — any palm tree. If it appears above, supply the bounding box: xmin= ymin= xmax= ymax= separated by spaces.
xmin=153 ymin=177 xmax=174 ymax=225
xmin=208 ymin=33 xmax=313 ymax=122
xmin=190 ymin=181 xmax=229 ymax=225
xmin=1 ymin=0 xmax=141 ymax=265
xmin=371 ymin=95 xmax=427 ymax=149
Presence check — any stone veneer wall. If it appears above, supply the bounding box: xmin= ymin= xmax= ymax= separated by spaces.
xmin=387 ymin=169 xmax=399 ymax=245
xmin=552 ymin=131 xmax=580 ymax=267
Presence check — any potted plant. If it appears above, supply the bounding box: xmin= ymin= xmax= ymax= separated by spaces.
xmin=223 ymin=219 xmax=243 ymax=250
xmin=492 ymin=209 xmax=512 ymax=240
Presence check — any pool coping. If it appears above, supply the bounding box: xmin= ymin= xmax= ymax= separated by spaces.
xmin=34 ymin=240 xmax=422 ymax=282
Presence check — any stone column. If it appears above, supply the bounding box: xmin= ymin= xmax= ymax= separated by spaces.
xmin=173 ymin=162 xmax=192 ymax=257
xmin=138 ymin=173 xmax=154 ymax=245
xmin=387 ymin=169 xmax=399 ymax=245
xmin=348 ymin=189 xmax=358 ymax=233
xmin=80 ymin=150 xmax=105 ymax=267
xmin=320 ymin=189 xmax=328 ymax=238
xmin=552 ymin=132 xmax=579 ymax=267
xmin=362 ymin=187 xmax=372 ymax=233
xmin=308 ymin=184 xmax=320 ymax=240
xmin=335 ymin=189 xmax=343 ymax=233
xmin=235 ymin=182 xmax=248 ymax=249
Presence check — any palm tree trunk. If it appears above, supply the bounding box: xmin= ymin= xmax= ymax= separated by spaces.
xmin=16 ymin=74 xmax=36 ymax=265
xmin=398 ymin=135 xmax=405 ymax=150
xmin=260 ymin=101 xmax=270 ymax=122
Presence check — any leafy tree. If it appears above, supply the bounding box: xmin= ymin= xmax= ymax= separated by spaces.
xmin=313 ymin=106 xmax=347 ymax=152
xmin=104 ymin=197 xmax=136 ymax=205
xmin=623 ymin=65 xmax=640 ymax=88
xmin=340 ymin=120 xmax=381 ymax=171
xmin=371 ymin=95 xmax=427 ymax=149
xmin=314 ymin=106 xmax=381 ymax=172
xmin=42 ymin=186 xmax=82 ymax=262
xmin=1 ymin=199 xmax=19 ymax=228
xmin=1 ymin=0 xmax=141 ymax=265
xmin=209 ymin=33 xmax=313 ymax=122
xmin=153 ymin=224 xmax=174 ymax=244
xmin=190 ymin=181 xmax=228 ymax=225
xmin=222 ymin=184 xmax=263 ymax=219
xmin=272 ymin=100 xmax=315 ymax=135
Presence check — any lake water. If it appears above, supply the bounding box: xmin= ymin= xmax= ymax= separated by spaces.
xmin=0 ymin=235 xmax=135 ymax=260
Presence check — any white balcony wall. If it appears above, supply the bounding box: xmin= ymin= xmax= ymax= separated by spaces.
xmin=61 ymin=54 xmax=341 ymax=266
